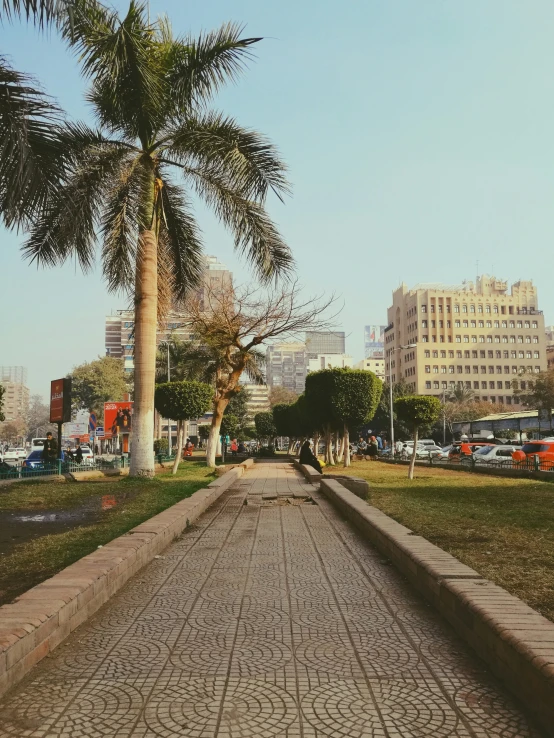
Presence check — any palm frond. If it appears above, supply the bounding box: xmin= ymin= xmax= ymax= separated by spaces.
xmin=164 ymin=111 xmax=290 ymax=202
xmin=63 ymin=0 xmax=164 ymax=143
xmin=157 ymin=173 xmax=204 ymax=300
xmin=23 ymin=129 xmax=132 ymax=270
xmin=1 ymin=0 xmax=60 ymax=26
xmin=100 ymin=153 xmax=143 ymax=292
xmin=0 ymin=57 xmax=65 ymax=227
xmin=183 ymin=165 xmax=293 ymax=282
xmin=167 ymin=22 xmax=260 ymax=109
xmin=242 ymin=349 xmax=265 ymax=384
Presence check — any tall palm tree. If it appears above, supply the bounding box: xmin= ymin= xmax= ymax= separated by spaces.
xmin=23 ymin=0 xmax=291 ymax=476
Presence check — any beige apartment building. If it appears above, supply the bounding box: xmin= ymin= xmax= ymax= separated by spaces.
xmin=355 ymin=356 xmax=386 ymax=381
xmin=385 ymin=276 xmax=547 ymax=406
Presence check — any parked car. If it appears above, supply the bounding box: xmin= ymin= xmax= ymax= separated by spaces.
xmin=3 ymin=448 xmax=26 ymax=464
xmin=436 ymin=445 xmax=453 ymax=460
xmin=21 ymin=450 xmax=66 ymax=474
xmin=415 ymin=444 xmax=443 ymax=459
xmin=512 ymin=440 xmax=554 ymax=470
xmin=473 ymin=445 xmax=520 ymax=465
xmin=0 ymin=460 xmax=19 ymax=478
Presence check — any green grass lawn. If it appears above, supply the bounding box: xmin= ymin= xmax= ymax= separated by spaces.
xmin=0 ymin=462 xmax=215 ymax=605
xmin=326 ymin=460 xmax=554 ymax=621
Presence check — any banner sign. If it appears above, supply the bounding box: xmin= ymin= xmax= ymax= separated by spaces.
xmin=63 ymin=421 xmax=88 ymax=438
xmin=50 ymin=378 xmax=72 ymax=424
xmin=104 ymin=402 xmax=133 ymax=436
xmin=95 ymin=426 xmax=105 ymax=438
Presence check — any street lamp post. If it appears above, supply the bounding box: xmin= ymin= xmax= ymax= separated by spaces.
xmin=388 ymin=343 xmax=417 ymax=456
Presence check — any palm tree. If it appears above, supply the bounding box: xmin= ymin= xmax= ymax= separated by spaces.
xmin=0 ymin=0 xmax=66 ymax=227
xmin=23 ymin=0 xmax=291 ymax=476
xmin=447 ymin=385 xmax=475 ymax=403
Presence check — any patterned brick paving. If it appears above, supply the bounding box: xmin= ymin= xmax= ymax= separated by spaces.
xmin=0 ymin=463 xmax=544 ymax=737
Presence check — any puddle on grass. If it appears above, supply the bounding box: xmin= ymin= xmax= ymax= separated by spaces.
xmin=0 ymin=492 xmax=135 ymax=557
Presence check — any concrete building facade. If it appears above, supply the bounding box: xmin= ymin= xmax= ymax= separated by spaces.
xmin=105 ymin=256 xmax=232 ymax=373
xmin=307 ymin=353 xmax=353 ymax=373
xmin=1 ymin=382 xmax=29 ymax=423
xmin=305 ymin=332 xmax=345 ymax=358
xmin=355 ymin=357 xmax=386 ymax=381
xmin=385 ymin=276 xmax=547 ymax=406
xmin=241 ymin=383 xmax=270 ymax=419
xmin=266 ymin=342 xmax=307 ymax=393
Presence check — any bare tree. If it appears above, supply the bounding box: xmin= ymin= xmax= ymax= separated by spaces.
xmin=184 ymin=282 xmax=339 ymax=467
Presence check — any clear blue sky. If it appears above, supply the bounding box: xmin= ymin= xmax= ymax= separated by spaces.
xmin=2 ymin=0 xmax=554 ymax=398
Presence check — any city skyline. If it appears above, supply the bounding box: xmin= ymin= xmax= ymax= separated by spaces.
xmin=3 ymin=0 xmax=554 ymax=397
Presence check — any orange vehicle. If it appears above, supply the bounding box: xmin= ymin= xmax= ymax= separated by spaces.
xmin=448 ymin=440 xmax=494 ymax=462
xmin=512 ymin=440 xmax=554 ymax=470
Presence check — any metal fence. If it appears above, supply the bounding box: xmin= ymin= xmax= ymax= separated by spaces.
xmin=379 ymin=452 xmax=554 ymax=473
xmin=0 ymin=456 xmax=129 ymax=482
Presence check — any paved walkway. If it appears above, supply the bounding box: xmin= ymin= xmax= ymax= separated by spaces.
xmin=0 ymin=463 xmax=543 ymax=737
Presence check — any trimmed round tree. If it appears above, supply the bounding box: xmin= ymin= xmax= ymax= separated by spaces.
xmin=394 ymin=395 xmax=441 ymax=479
xmin=305 ymin=371 xmax=336 ymax=463
xmin=154 ymin=381 xmax=213 ymax=474
xmin=326 ymin=368 xmax=383 ymax=467
xmin=254 ymin=411 xmax=277 ymax=445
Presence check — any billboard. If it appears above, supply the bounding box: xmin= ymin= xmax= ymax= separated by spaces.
xmin=104 ymin=402 xmax=133 ymax=437
xmin=50 ymin=378 xmax=72 ymax=423
xmin=364 ymin=325 xmax=386 ymax=358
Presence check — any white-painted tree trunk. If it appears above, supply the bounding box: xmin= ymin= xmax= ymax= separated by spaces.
xmin=206 ymin=401 xmax=225 ymax=468
xmin=172 ymin=420 xmax=184 ymax=475
xmin=130 ymin=229 xmax=157 ymax=478
xmin=343 ymin=425 xmax=350 ymax=467
xmin=408 ymin=427 xmax=418 ymax=479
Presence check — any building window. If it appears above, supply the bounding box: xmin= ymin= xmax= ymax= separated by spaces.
xmin=424 ymin=365 xmax=431 ymax=373
xmin=526 ymin=351 xmax=532 ymax=359
xmin=518 ymin=336 xmax=524 ymax=343
xmin=455 ymin=320 xmax=461 ymax=328
xmin=457 ymin=366 xmax=463 ymax=373
xmin=432 ymin=350 xmax=438 ymax=357
xmin=504 ymin=366 xmax=510 ymax=374
xmin=473 ymin=366 xmax=479 ymax=373
xmin=455 ymin=335 xmax=461 ymax=343
xmin=502 ymin=320 xmax=507 ymax=328
xmin=481 ymin=382 xmax=487 ymax=389
xmin=421 ymin=305 xmax=427 ymax=313
xmin=493 ymin=305 xmax=499 ymax=313
xmin=486 ymin=305 xmax=491 ymax=313
xmin=534 ymin=351 xmax=540 ymax=359
xmin=486 ymin=320 xmax=492 ymax=328
xmin=535 ymin=366 xmax=541 ymax=373
xmin=422 ymin=336 xmax=428 ymax=342
xmin=489 ymin=366 xmax=495 ymax=374
xmin=494 ymin=321 xmax=500 ymax=328
xmin=449 ymin=366 xmax=455 ymax=373
xmin=430 ymin=305 xmax=435 ymax=313
xmin=517 ymin=321 xmax=523 ymax=328
xmin=433 ymin=366 xmax=439 ymax=373
xmin=506 ymin=396 xmax=512 ymax=405
xmin=454 ymin=304 xmax=460 ymax=313
xmin=441 ymin=366 xmax=447 ymax=373
xmin=509 ymin=320 xmax=515 ymax=328
xmin=425 ymin=381 xmax=431 ymax=389
xmin=532 ymin=321 xmax=538 ymax=329
xmin=525 ymin=336 xmax=531 ymax=344
xmin=470 ymin=304 xmax=475 ymax=313
xmin=464 ymin=350 xmax=470 ymax=358
xmin=472 ymin=336 xmax=477 ymax=343
xmin=462 ymin=304 xmax=468 ymax=313
xmin=478 ymin=320 xmax=484 ymax=328
xmin=473 ymin=381 xmax=479 ymax=389
xmin=487 ymin=337 xmax=493 ymax=343
xmin=489 ymin=381 xmax=495 ymax=389
xmin=533 ymin=336 xmax=539 ymax=344
xmin=433 ymin=381 xmax=439 ymax=389
xmin=449 ymin=350 xmax=454 ymax=358
xmin=465 ymin=366 xmax=471 ymax=374
xmin=463 ymin=335 xmax=469 ymax=343
xmin=525 ymin=321 xmax=530 ymax=329
xmin=422 ymin=320 xmax=428 ymax=328
xmin=502 ymin=336 xmax=508 ymax=343
xmin=462 ymin=320 xmax=468 ymax=328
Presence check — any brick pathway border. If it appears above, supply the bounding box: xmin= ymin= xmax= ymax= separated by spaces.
xmin=0 ymin=462 xmax=252 ymax=698
xmin=320 ymin=476 xmax=554 ymax=736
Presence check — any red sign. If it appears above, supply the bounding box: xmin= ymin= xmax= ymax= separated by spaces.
xmin=50 ymin=378 xmax=72 ymax=424
xmin=104 ymin=402 xmax=133 ymax=437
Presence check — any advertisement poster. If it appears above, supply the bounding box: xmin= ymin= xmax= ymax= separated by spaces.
xmin=63 ymin=422 xmax=88 ymax=438
xmin=50 ymin=378 xmax=72 ymax=424
xmin=104 ymin=402 xmax=133 ymax=437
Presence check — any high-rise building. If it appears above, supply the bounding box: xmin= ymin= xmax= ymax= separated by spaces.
xmin=364 ymin=325 xmax=387 ymax=358
xmin=307 ymin=354 xmax=353 ymax=373
xmin=0 ymin=367 xmax=29 ymax=423
xmin=266 ymin=342 xmax=307 ymax=392
xmin=105 ymin=256 xmax=232 ymax=372
xmin=355 ymin=357 xmax=386 ymax=381
xmin=385 ymin=276 xmax=547 ymax=406
xmin=0 ymin=366 xmax=27 ymax=385
xmin=545 ymin=326 xmax=554 ymax=346
xmin=305 ymin=331 xmax=345 ymax=358
xmin=240 ymin=383 xmax=271 ymax=418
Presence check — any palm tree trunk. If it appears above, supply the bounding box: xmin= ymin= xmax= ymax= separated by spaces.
xmin=408 ymin=427 xmax=418 ymax=479
xmin=172 ymin=419 xmax=184 ymax=475
xmin=130 ymin=229 xmax=157 ymax=477
xmin=343 ymin=424 xmax=350 ymax=467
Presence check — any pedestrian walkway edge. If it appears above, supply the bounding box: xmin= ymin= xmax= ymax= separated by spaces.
xmin=0 ymin=464 xmax=245 ymax=699
xmin=319 ymin=476 xmax=554 ymax=737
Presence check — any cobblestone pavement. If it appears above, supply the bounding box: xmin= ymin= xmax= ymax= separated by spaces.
xmin=0 ymin=463 xmax=544 ymax=737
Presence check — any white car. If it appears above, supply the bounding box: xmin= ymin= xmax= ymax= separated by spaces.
xmin=3 ymin=447 xmax=26 ymax=464
xmin=436 ymin=445 xmax=453 ymax=460
xmin=415 ymin=444 xmax=443 ymax=459
xmin=473 ymin=445 xmax=520 ymax=465
xmin=79 ymin=446 xmax=95 ymax=465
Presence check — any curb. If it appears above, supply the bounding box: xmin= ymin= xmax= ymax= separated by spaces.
xmin=292 ymin=459 xmax=323 ymax=483
xmin=319 ymin=476 xmax=554 ymax=737
xmin=0 ymin=465 xmax=245 ymax=698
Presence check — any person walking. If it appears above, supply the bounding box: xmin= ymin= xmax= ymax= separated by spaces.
xmin=75 ymin=442 xmax=83 ymax=464
xmin=42 ymin=432 xmax=58 ymax=467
